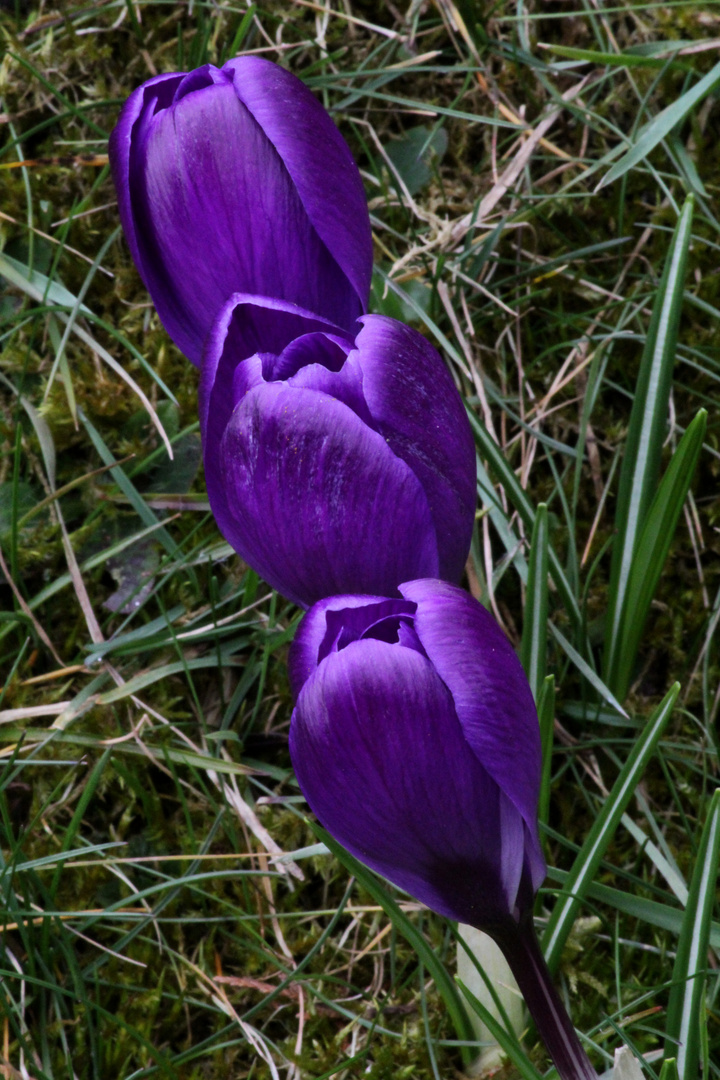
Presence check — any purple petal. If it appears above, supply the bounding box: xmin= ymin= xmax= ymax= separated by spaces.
xmin=320 ymin=599 xmax=419 ymax=656
xmin=147 ymin=83 xmax=350 ymax=362
xmin=399 ymin=578 xmax=545 ymax=887
xmin=109 ymin=71 xmax=185 ymax=297
xmin=110 ymin=60 xmax=370 ymax=366
xmin=272 ymin=333 xmax=350 ymax=380
xmin=354 ymin=316 xmax=476 ymax=582
xmin=173 ymin=65 xmax=227 ymax=100
xmin=212 ymin=383 xmax=439 ymax=608
xmin=289 ymin=595 xmax=415 ymax=697
xmin=224 ymin=57 xmax=372 ymax=325
xmin=199 ymin=295 xmax=347 ymax=518
xmin=290 ymin=638 xmax=528 ymax=925
xmin=285 ymin=351 xmax=371 ymax=426
xmin=523 ymin=822 xmax=548 ymax=898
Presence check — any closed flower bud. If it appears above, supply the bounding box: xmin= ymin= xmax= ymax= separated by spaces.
xmin=109 ymin=58 xmax=372 ymax=366
xmin=200 ymin=299 xmax=476 ymax=608
xmin=289 ymin=580 xmax=599 ymax=1080
xmin=288 ymin=578 xmax=546 ymax=928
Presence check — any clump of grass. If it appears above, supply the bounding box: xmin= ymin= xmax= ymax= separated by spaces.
xmin=0 ymin=2 xmax=718 ymax=1078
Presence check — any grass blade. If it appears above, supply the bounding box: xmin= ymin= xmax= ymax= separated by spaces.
xmin=544 ymin=867 xmax=720 ymax=950
xmin=0 ymin=252 xmax=172 ymax=456
xmin=550 ymin=625 xmax=628 ymax=719
xmin=611 ymin=409 xmax=707 ymax=699
xmin=468 ymin=413 xmax=581 ymax=630
xmin=78 ymin=409 xmax=179 ymax=558
xmin=544 ymin=44 xmax=693 ymax=74
xmin=537 ymin=675 xmax=555 ymax=833
xmin=520 ymin=503 xmax=549 ymax=701
xmin=603 ymin=196 xmax=694 ymax=696
xmin=542 ymin=684 xmax=679 ymax=972
xmin=456 ymin=979 xmax=544 ymax=1080
xmin=664 ymin=788 xmax=720 ymax=1080
xmin=599 ymin=62 xmax=720 ymax=187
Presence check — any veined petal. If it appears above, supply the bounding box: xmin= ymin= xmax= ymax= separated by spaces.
xmin=109 ymin=71 xmax=185 ymax=292
xmin=199 ymin=295 xmax=347 ymax=519
xmin=399 ymin=579 xmax=544 ymax=870
xmin=290 ymin=638 xmax=524 ymax=926
xmin=135 ymin=80 xmax=356 ymax=364
xmin=523 ymin=821 xmax=548 ymax=896
xmin=225 ymin=57 xmax=372 ymax=323
xmin=286 ymin=352 xmax=370 ymax=426
xmin=355 ymin=316 xmax=476 ymax=582
xmin=287 ymin=596 xmax=414 ymax=695
xmin=289 ymin=595 xmax=392 ymax=697
xmin=214 ymin=384 xmax=439 ymax=608
xmin=272 ymin=332 xmax=350 ymax=380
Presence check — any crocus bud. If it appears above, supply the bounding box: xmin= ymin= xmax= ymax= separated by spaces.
xmin=109 ymin=58 xmax=372 ymax=366
xmin=289 ymin=580 xmax=599 ymax=1080
xmin=289 ymin=578 xmax=546 ymax=927
xmin=199 ymin=300 xmax=476 ymax=608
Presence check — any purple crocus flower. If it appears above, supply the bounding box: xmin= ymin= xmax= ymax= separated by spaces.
xmin=289 ymin=578 xmax=546 ymax=927
xmin=289 ymin=579 xmax=598 ymax=1080
xmin=199 ymin=298 xmax=476 ymax=608
xmin=109 ymin=58 xmax=372 ymax=366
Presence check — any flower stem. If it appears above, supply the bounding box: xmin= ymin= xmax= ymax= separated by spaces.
xmin=490 ymin=914 xmax=597 ymax=1080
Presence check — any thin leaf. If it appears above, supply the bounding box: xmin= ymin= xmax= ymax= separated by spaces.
xmin=551 ymin=625 xmax=628 ymax=718
xmin=78 ymin=409 xmax=179 ymax=559
xmin=0 ymin=251 xmax=92 ymax=314
xmin=476 ymin=458 xmax=528 ymax=584
xmin=612 ymin=409 xmax=707 ymax=700
xmin=468 ymin=412 xmax=581 ymax=630
xmin=664 ymin=788 xmax=720 ymax=1080
xmin=0 ymin=253 xmax=172 ymax=458
xmin=49 ymin=749 xmax=112 ymax=897
xmin=520 ymin=504 xmax=549 ymax=700
xmin=544 ymin=867 xmax=720 ymax=950
xmin=621 ymin=813 xmax=688 ymax=905
xmin=456 ymin=979 xmax=544 ymax=1080
xmin=1 ymin=728 xmax=286 ymax=780
xmin=95 ymin=654 xmax=248 ymax=703
xmin=43 ymin=227 xmax=121 ymax=404
xmin=599 ymin=62 xmax=720 ymax=186
xmin=0 ymin=371 xmax=57 ymax=487
xmin=603 ymin=195 xmax=694 ymax=695
xmin=542 ymin=684 xmax=679 ymax=972
xmin=537 ymin=675 xmax=555 ymax=832
xmin=543 ymin=43 xmax=693 ymax=74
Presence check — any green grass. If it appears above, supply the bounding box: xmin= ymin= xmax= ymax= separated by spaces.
xmin=0 ymin=1 xmax=719 ymax=1077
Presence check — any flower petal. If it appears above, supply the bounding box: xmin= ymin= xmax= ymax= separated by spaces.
xmin=111 ymin=60 xmax=368 ymax=365
xmin=213 ymin=383 xmax=439 ymax=608
xmin=285 ymin=351 xmax=371 ymax=425
xmin=199 ymin=295 xmax=347 ymax=522
xmin=289 ymin=595 xmax=415 ymax=697
xmin=290 ymin=638 xmax=526 ymax=925
xmin=399 ymin=578 xmax=545 ymax=884
xmin=354 ymin=316 xmax=476 ymax=581
xmin=225 ymin=57 xmax=372 ymax=326
xmin=272 ymin=333 xmax=350 ymax=380
xmin=109 ymin=71 xmax=185 ymax=296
